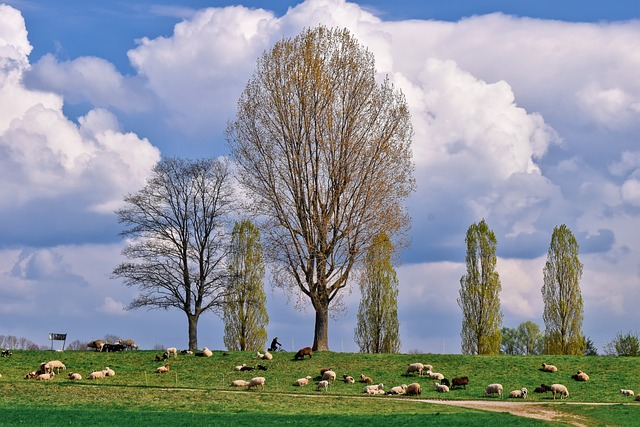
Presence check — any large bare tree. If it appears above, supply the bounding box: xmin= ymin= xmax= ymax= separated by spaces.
xmin=113 ymin=157 xmax=233 ymax=350
xmin=226 ymin=26 xmax=414 ymax=351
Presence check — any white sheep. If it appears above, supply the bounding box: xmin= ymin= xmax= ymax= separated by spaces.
xmin=164 ymin=347 xmax=178 ymax=358
xmin=39 ymin=362 xmax=52 ymax=373
xmin=425 ymin=370 xmax=444 ymax=381
xmin=46 ymin=360 xmax=66 ymax=373
xmin=103 ymin=367 xmax=115 ymax=377
xmin=406 ymin=363 xmax=425 ymax=376
xmin=156 ymin=364 xmax=170 ymax=374
xmin=342 ymin=374 xmax=355 ymax=383
xmin=89 ymin=370 xmax=105 ymax=379
xmin=363 ymin=383 xmax=384 ymax=394
xmin=255 ymin=351 xmax=264 ymax=358
xmin=37 ymin=372 xmax=55 ymax=381
xmin=294 ymin=376 xmax=313 ymax=386
xmin=485 ymin=383 xmax=503 ymax=398
xmin=434 ymin=382 xmax=450 ymax=393
xmin=68 ymin=372 xmax=82 ymax=380
xmin=234 ymin=364 xmax=247 ymax=371
xmin=550 ymin=384 xmax=569 ymax=399
xmin=247 ymin=377 xmax=266 ymax=390
xmin=620 ymin=389 xmax=635 ymax=396
xmin=387 ymin=384 xmax=408 ymax=395
xmin=322 ymin=370 xmax=337 ymax=382
xmin=541 ymin=363 xmax=558 ymax=373
xmin=230 ymin=379 xmax=250 ymax=387
xmin=262 ymin=350 xmax=273 ymax=360
xmin=572 ymin=370 xmax=589 ymax=381
xmin=316 ymin=380 xmax=329 ymax=391
xmin=202 ymin=347 xmax=213 ymax=357
xmin=509 ymin=387 xmax=528 ymax=398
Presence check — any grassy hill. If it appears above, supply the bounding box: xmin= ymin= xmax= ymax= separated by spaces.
xmin=1 ymin=350 xmax=639 ymax=425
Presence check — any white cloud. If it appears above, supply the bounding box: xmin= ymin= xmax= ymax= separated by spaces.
xmin=99 ymin=297 xmax=126 ymax=315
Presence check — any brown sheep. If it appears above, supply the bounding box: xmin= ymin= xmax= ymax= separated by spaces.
xmin=294 ymin=347 xmax=313 ymax=360
xmin=405 ymin=383 xmax=422 ymax=395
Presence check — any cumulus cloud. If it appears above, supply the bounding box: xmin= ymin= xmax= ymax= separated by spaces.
xmin=99 ymin=297 xmax=126 ymax=315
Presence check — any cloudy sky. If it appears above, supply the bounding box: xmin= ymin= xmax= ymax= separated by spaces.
xmin=1 ymin=0 xmax=639 ymax=353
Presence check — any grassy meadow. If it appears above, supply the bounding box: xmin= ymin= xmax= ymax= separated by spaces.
xmin=0 ymin=350 xmax=639 ymax=425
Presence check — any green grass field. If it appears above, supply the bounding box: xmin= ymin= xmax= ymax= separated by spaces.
xmin=1 ymin=350 xmax=639 ymax=425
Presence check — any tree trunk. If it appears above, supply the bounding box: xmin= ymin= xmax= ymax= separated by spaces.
xmin=188 ymin=313 xmax=199 ymax=350
xmin=312 ymin=304 xmax=330 ymax=351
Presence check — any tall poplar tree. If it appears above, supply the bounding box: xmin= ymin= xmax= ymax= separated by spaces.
xmin=354 ymin=232 xmax=401 ymax=353
xmin=458 ymin=219 xmax=502 ymax=354
xmin=223 ymin=220 xmax=268 ymax=351
xmin=542 ymin=224 xmax=584 ymax=355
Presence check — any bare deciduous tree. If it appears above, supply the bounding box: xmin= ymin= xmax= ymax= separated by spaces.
xmin=226 ymin=26 xmax=415 ymax=351
xmin=113 ymin=157 xmax=233 ymax=350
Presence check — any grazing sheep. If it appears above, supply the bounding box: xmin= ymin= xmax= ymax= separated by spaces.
xmin=363 ymin=383 xmax=384 ymax=394
xmin=540 ymin=363 xmax=558 ymax=373
xmin=156 ymin=364 xmax=170 ymax=374
xmin=534 ymin=384 xmax=552 ymax=393
xmin=571 ymin=370 xmax=589 ymax=381
xmin=387 ymin=384 xmax=408 ymax=395
xmin=202 ymin=347 xmax=213 ymax=357
xmin=434 ymin=382 xmax=450 ymax=393
xmin=102 ymin=343 xmax=126 ymax=352
xmin=231 ymin=379 xmax=250 ymax=387
xmin=405 ymin=383 xmax=422 ymax=396
xmin=485 ymin=383 xmax=503 ymax=398
xmin=359 ymin=374 xmax=373 ymax=384
xmin=37 ymin=372 xmax=55 ymax=381
xmin=118 ymin=339 xmax=138 ymax=350
xmin=234 ymin=364 xmax=247 ymax=371
xmin=406 ymin=363 xmax=425 ymax=376
xmin=87 ymin=340 xmax=105 ymax=352
xmin=343 ymin=374 xmax=355 ymax=383
xmin=257 ymin=364 xmax=268 ymax=371
xmin=164 ymin=347 xmax=178 ymax=358
xmin=247 ymin=377 xmax=266 ymax=390
xmin=89 ymin=370 xmax=105 ymax=379
xmin=294 ymin=376 xmax=313 ymax=386
xmin=294 ymin=347 xmax=313 ymax=360
xmin=509 ymin=388 xmax=528 ymax=399
xmin=103 ymin=367 xmax=116 ymax=377
xmin=620 ymin=389 xmax=635 ymax=396
xmin=47 ymin=359 xmax=66 ymax=373
xmin=425 ymin=370 xmax=444 ymax=381
xmin=550 ymin=384 xmax=569 ymax=399
xmin=451 ymin=376 xmax=469 ymax=389
xmin=316 ymin=380 xmax=329 ymax=391
xmin=68 ymin=372 xmax=82 ymax=380
xmin=322 ymin=370 xmax=337 ymax=382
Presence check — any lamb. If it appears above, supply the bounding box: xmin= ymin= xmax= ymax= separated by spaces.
xmin=434 ymin=382 xmax=450 ymax=393
xmin=620 ymin=389 xmax=635 ymax=396
xmin=405 ymin=382 xmax=422 ymax=395
xmin=550 ymin=384 xmax=569 ymax=399
xmin=294 ymin=376 xmax=313 ymax=386
xmin=240 ymin=365 xmax=255 ymax=372
xmin=484 ymin=383 xmax=503 ymax=398
xmin=103 ymin=367 xmax=116 ymax=377
xmin=180 ymin=350 xmax=193 ymax=355
xmin=425 ymin=370 xmax=444 ymax=381
xmin=231 ymin=379 xmax=250 ymax=387
xmin=365 ymin=388 xmax=385 ymax=395
xmin=322 ymin=370 xmax=336 ymax=382
xmin=156 ymin=364 xmax=170 ymax=374
xmin=363 ymin=383 xmax=384 ymax=394
xmin=255 ymin=351 xmax=264 ymax=359
xmin=37 ymin=372 xmax=55 ymax=381
xmin=451 ymin=376 xmax=469 ymax=389
xmin=256 ymin=364 xmax=268 ymax=371
xmin=164 ymin=347 xmax=178 ymax=358
xmin=68 ymin=372 xmax=82 ymax=380
xmin=234 ymin=364 xmax=247 ymax=371
xmin=540 ymin=363 xmax=558 ymax=373
xmin=387 ymin=384 xmax=407 ymax=395
xmin=406 ymin=363 xmax=425 ymax=376
xmin=39 ymin=362 xmax=52 ymax=373
xmin=247 ymin=376 xmax=266 ymax=390
xmin=571 ymin=370 xmax=589 ymax=381
xmin=294 ymin=346 xmax=313 ymax=360
xmin=509 ymin=387 xmax=528 ymax=399
xmin=202 ymin=347 xmax=213 ymax=357
xmin=89 ymin=370 xmax=105 ymax=379
xmin=25 ymin=371 xmax=38 ymax=379
xmin=343 ymin=374 xmax=355 ymax=383
xmin=534 ymin=384 xmax=552 ymax=393
xmin=359 ymin=374 xmax=373 ymax=384
xmin=316 ymin=380 xmax=329 ymax=391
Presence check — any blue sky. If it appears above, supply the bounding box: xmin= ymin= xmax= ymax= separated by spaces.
xmin=1 ymin=0 xmax=639 ymax=353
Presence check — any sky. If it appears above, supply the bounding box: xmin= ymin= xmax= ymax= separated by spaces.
xmin=1 ymin=0 xmax=639 ymax=353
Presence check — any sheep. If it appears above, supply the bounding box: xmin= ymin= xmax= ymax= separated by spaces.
xmin=46 ymin=360 xmax=66 ymax=373
xmin=363 ymin=383 xmax=384 ymax=394
xmin=156 ymin=364 xmax=170 ymax=374
xmin=102 ymin=343 xmax=126 ymax=352
xmin=359 ymin=374 xmax=373 ymax=384
xmin=406 ymin=363 xmax=425 ymax=376
xmin=294 ymin=346 xmax=313 ymax=360
xmin=118 ymin=339 xmax=138 ymax=350
xmin=39 ymin=362 xmax=52 ymax=373
xmin=234 ymin=364 xmax=247 ymax=371
xmin=550 ymin=384 xmax=569 ymax=399
xmin=540 ymin=363 xmax=558 ymax=373
xmin=320 ymin=367 xmax=333 ymax=376
xmin=387 ymin=384 xmax=408 ymax=395
xmin=180 ymin=350 xmax=193 ymax=355
xmin=342 ymin=374 xmax=355 ymax=383
xmin=405 ymin=383 xmax=422 ymax=396
xmin=103 ymin=367 xmax=116 ymax=377
xmin=534 ymin=384 xmax=552 ymax=393
xmin=484 ymin=383 xmax=503 ymax=398
xmin=322 ymin=370 xmax=337 ymax=382
xmin=451 ymin=376 xmax=469 ymax=389
xmin=262 ymin=350 xmax=273 ymax=360
xmin=1 ymin=349 xmax=12 ymax=357
xmin=440 ymin=378 xmax=450 ymax=387
xmin=68 ymin=372 xmax=82 ymax=380
xmin=164 ymin=347 xmax=178 ymax=358
xmin=571 ymin=370 xmax=589 ymax=381
xmin=87 ymin=340 xmax=105 ymax=352
xmin=434 ymin=382 xmax=450 ymax=393
xmin=155 ymin=355 xmax=164 ymax=362
xmin=620 ymin=389 xmax=635 ymax=396
xmin=37 ymin=372 xmax=55 ymax=381
xmin=202 ymin=347 xmax=213 ymax=357
xmin=89 ymin=370 xmax=105 ymax=379
xmin=425 ymin=370 xmax=444 ymax=381
xmin=230 ymin=379 xmax=250 ymax=387
xmin=509 ymin=387 xmax=528 ymax=399
xmin=636 ymin=395 xmax=640 ymax=402
xmin=294 ymin=376 xmax=313 ymax=386
xmin=247 ymin=377 xmax=266 ymax=390
xmin=255 ymin=351 xmax=264 ymax=359
xmin=25 ymin=371 xmax=38 ymax=379
xmin=256 ymin=364 xmax=268 ymax=371
xmin=316 ymin=380 xmax=329 ymax=391
xmin=366 ymin=388 xmax=386 ymax=395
